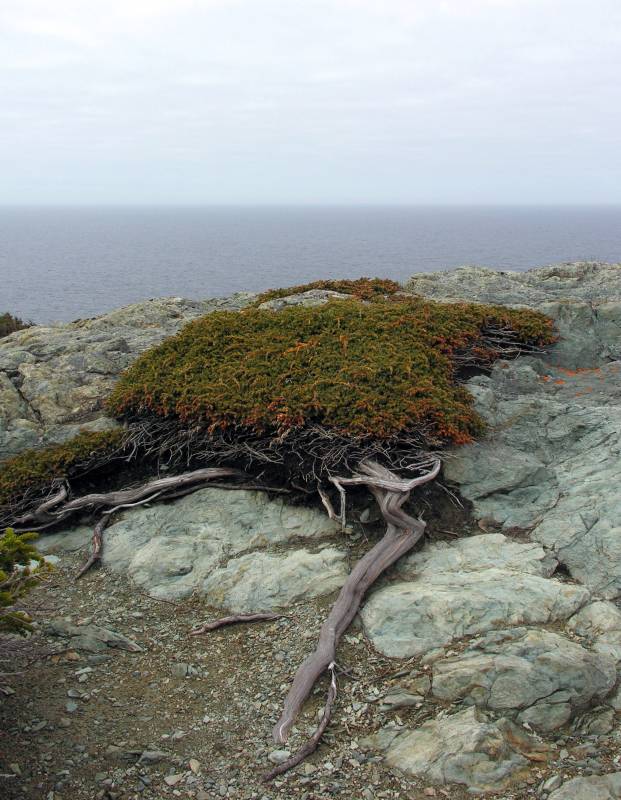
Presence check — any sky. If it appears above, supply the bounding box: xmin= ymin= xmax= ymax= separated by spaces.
xmin=1 ymin=0 xmax=620 ymax=205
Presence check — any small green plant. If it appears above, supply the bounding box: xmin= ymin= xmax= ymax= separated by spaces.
xmin=0 ymin=312 xmax=30 ymax=339
xmin=0 ymin=528 xmax=45 ymax=634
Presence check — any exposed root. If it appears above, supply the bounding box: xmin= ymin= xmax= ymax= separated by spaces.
xmin=75 ymin=516 xmax=110 ymax=579
xmin=190 ymin=613 xmax=282 ymax=635
xmin=264 ymin=662 xmax=337 ymax=781
xmin=273 ymin=458 xmax=440 ymax=745
xmin=12 ymin=467 xmax=243 ymax=531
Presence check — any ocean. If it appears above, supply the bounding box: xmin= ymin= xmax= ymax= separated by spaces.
xmin=2 ymin=205 xmax=620 ymax=324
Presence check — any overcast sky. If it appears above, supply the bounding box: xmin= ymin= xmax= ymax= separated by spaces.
xmin=1 ymin=0 xmax=620 ymax=205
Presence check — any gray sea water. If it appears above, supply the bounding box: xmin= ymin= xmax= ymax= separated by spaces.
xmin=2 ymin=205 xmax=620 ymax=324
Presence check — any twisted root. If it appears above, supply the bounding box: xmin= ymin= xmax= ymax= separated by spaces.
xmin=267 ymin=458 xmax=440 ymax=777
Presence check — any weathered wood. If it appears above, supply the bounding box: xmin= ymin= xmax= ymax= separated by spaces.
xmin=272 ymin=459 xmax=440 ymax=745
xmin=264 ymin=662 xmax=338 ymax=781
xmin=190 ymin=613 xmax=282 ymax=635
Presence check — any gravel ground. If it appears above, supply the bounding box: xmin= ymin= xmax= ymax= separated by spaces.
xmin=2 ymin=545 xmax=621 ymax=800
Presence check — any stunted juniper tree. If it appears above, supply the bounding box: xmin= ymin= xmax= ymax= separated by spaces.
xmin=0 ymin=279 xmax=555 ymax=776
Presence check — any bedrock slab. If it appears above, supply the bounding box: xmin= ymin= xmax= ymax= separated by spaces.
xmin=548 ymin=773 xmax=621 ymax=800
xmin=39 ymin=486 xmax=342 ymax=602
xmin=443 ymin=357 xmax=621 ymax=598
xmin=362 ymin=534 xmax=588 ymax=658
xmin=363 ymin=706 xmax=544 ymax=793
xmin=407 ymin=261 xmax=621 ymax=369
xmin=0 ymin=293 xmax=254 ymax=459
xmin=567 ymin=601 xmax=621 ymax=663
xmin=201 ymin=547 xmax=348 ymax=612
xmin=398 ymin=533 xmax=556 ymax=579
xmin=431 ymin=627 xmax=616 ymax=731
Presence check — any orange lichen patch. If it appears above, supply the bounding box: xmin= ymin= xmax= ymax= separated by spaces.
xmin=554 ymin=379 xmax=565 ymax=385
xmin=557 ymin=366 xmax=603 ymax=377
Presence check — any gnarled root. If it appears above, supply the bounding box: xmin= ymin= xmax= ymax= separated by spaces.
xmin=264 ymin=662 xmax=337 ymax=781
xmin=190 ymin=613 xmax=282 ymax=635
xmin=76 ymin=515 xmax=110 ymax=579
xmin=13 ymin=467 xmax=243 ymax=531
xmin=270 ymin=458 xmax=440 ymax=764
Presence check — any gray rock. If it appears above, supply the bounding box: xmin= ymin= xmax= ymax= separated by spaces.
xmin=431 ymin=627 xmax=616 ymax=731
xmin=573 ymin=706 xmax=616 ymax=736
xmin=405 ymin=263 xmax=621 ymax=598
xmin=138 ymin=751 xmax=170 ymax=764
xmin=45 ymin=620 xmax=142 ymax=653
xmin=379 ymin=688 xmax=423 ymax=711
xmin=548 ymin=773 xmax=621 ymax=800
xmin=202 ymin=547 xmax=348 ymax=612
xmin=406 ymin=262 xmax=621 ymax=368
xmin=568 ymin=601 xmax=621 ymax=663
xmin=0 ymin=293 xmax=254 ymax=458
xmin=46 ymin=487 xmax=340 ymax=601
xmin=542 ymin=774 xmax=563 ymax=792
xmin=407 ymin=262 xmax=621 ymax=306
xmin=258 ymin=289 xmax=350 ymax=310
xmin=443 ymin=358 xmax=621 ymax=598
xmin=362 ymin=534 xmax=588 ymax=658
xmin=366 ymin=706 xmax=538 ymax=792
xmin=398 ymin=533 xmax=556 ymax=579
xmin=267 ymin=750 xmax=291 ymax=764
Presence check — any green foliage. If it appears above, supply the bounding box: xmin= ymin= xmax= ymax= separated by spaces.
xmin=0 ymin=312 xmax=30 ymax=339
xmin=254 ymin=277 xmax=402 ymax=306
xmin=108 ymin=296 xmax=555 ymax=446
xmin=0 ymin=528 xmax=45 ymax=634
xmin=0 ymin=429 xmax=126 ymax=510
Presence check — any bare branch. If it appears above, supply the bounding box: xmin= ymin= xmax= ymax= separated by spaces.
xmin=273 ymin=458 xmax=440 ymax=744
xmin=264 ymin=662 xmax=337 ymax=781
xmin=190 ymin=613 xmax=282 ymax=635
xmin=75 ymin=516 xmax=110 ymax=579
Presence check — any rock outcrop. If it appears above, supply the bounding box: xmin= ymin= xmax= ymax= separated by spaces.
xmin=39 ymin=487 xmax=345 ymax=603
xmin=0 ymin=293 xmax=253 ymax=459
xmin=7 ymin=262 xmax=621 ymax=797
xmin=406 ymin=261 xmax=621 ymax=368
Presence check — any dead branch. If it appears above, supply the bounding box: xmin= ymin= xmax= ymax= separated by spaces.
xmin=264 ymin=661 xmax=337 ymax=781
xmin=190 ymin=613 xmax=282 ymax=635
xmin=12 ymin=467 xmax=243 ymax=530
xmin=273 ymin=458 xmax=440 ymax=745
xmin=75 ymin=515 xmax=110 ymax=579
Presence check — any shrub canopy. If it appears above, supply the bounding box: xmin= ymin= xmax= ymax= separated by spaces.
xmin=108 ymin=296 xmax=554 ymax=445
xmin=0 ymin=289 xmax=555 ymax=516
xmin=0 ymin=312 xmax=30 ymax=339
xmin=254 ymin=277 xmax=402 ymax=306
xmin=0 ymin=429 xmax=125 ymax=512
xmin=0 ymin=528 xmax=45 ymax=634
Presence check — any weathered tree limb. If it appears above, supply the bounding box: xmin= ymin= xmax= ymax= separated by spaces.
xmin=264 ymin=662 xmax=337 ymax=781
xmin=58 ymin=467 xmax=242 ymax=514
xmin=272 ymin=458 xmax=440 ymax=745
xmin=75 ymin=515 xmax=110 ymax=579
xmin=190 ymin=613 xmax=282 ymax=635
xmin=12 ymin=467 xmax=243 ymax=530
xmin=12 ymin=485 xmax=68 ymax=528
xmin=317 ymin=485 xmax=340 ymax=521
